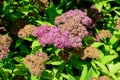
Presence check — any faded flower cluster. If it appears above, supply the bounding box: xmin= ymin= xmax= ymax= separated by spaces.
xmin=23 ymin=51 xmax=48 ymax=76
xmin=0 ymin=34 xmax=12 ymax=59
xmin=90 ymin=76 xmax=110 ymax=80
xmin=97 ymin=29 xmax=112 ymax=39
xmin=18 ymin=24 xmax=36 ymax=39
xmin=81 ymin=46 xmax=100 ymax=60
xmin=90 ymin=5 xmax=103 ymax=21
xmin=37 ymin=0 xmax=49 ymax=12
xmin=116 ymin=17 xmax=120 ymax=30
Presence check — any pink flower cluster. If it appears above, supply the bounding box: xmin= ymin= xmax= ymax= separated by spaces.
xmin=34 ymin=25 xmax=70 ymax=49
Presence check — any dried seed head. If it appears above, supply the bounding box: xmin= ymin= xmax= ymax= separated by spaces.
xmin=58 ymin=51 xmax=71 ymax=61
xmin=98 ymin=29 xmax=112 ymax=39
xmin=0 ymin=34 xmax=12 ymax=59
xmin=18 ymin=24 xmax=36 ymax=39
xmin=81 ymin=46 xmax=100 ymax=60
xmin=23 ymin=51 xmax=48 ymax=76
xmin=37 ymin=0 xmax=49 ymax=12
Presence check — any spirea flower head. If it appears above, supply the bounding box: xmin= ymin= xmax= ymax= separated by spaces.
xmin=54 ymin=32 xmax=70 ymax=48
xmin=23 ymin=51 xmax=48 ymax=76
xmin=0 ymin=34 xmax=12 ymax=59
xmin=18 ymin=24 xmax=36 ymax=39
xmin=81 ymin=46 xmax=100 ymax=60
xmin=34 ymin=25 xmax=51 ymax=37
xmin=55 ymin=9 xmax=95 ymax=29
xmin=34 ymin=25 xmax=70 ymax=48
xmin=54 ymin=9 xmax=93 ymax=48
xmin=97 ymin=29 xmax=112 ymax=39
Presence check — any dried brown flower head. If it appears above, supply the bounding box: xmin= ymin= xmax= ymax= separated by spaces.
xmin=34 ymin=51 xmax=48 ymax=62
xmin=0 ymin=34 xmax=12 ymax=59
xmin=0 ymin=34 xmax=12 ymax=45
xmin=58 ymin=50 xmax=71 ymax=62
xmin=37 ymin=0 xmax=49 ymax=12
xmin=23 ymin=51 xmax=48 ymax=76
xmin=81 ymin=46 xmax=100 ymax=60
xmin=116 ymin=24 xmax=120 ymax=30
xmin=18 ymin=24 xmax=36 ymax=39
xmin=98 ymin=29 xmax=112 ymax=39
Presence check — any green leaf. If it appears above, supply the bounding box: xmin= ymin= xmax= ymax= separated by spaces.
xmin=68 ymin=74 xmax=76 ymax=80
xmin=66 ymin=63 xmax=73 ymax=75
xmin=0 ymin=68 xmax=9 ymax=80
xmin=19 ymin=44 xmax=29 ymax=53
xmin=109 ymin=35 xmax=119 ymax=45
xmin=93 ymin=60 xmax=109 ymax=74
xmin=109 ymin=63 xmax=120 ymax=74
xmin=47 ymin=61 xmax=62 ymax=65
xmin=40 ymin=70 xmax=54 ymax=79
xmin=56 ymin=62 xmax=66 ymax=78
xmin=115 ymin=0 xmax=120 ymax=4
xmin=116 ymin=46 xmax=120 ymax=51
xmin=79 ymin=65 xmax=88 ymax=80
xmin=91 ymin=42 xmax=104 ymax=48
xmin=31 ymin=39 xmax=41 ymax=49
xmin=31 ymin=75 xmax=39 ymax=80
xmin=94 ymin=0 xmax=108 ymax=12
xmin=18 ymin=4 xmax=29 ymax=15
xmin=61 ymin=73 xmax=69 ymax=80
xmin=101 ymin=55 xmax=118 ymax=65
xmin=109 ymin=30 xmax=120 ymax=45
xmin=15 ymin=38 xmax=23 ymax=48
xmin=13 ymin=56 xmax=24 ymax=64
xmin=46 ymin=1 xmax=58 ymax=24
xmin=84 ymin=67 xmax=93 ymax=80
xmin=13 ymin=65 xmax=28 ymax=76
